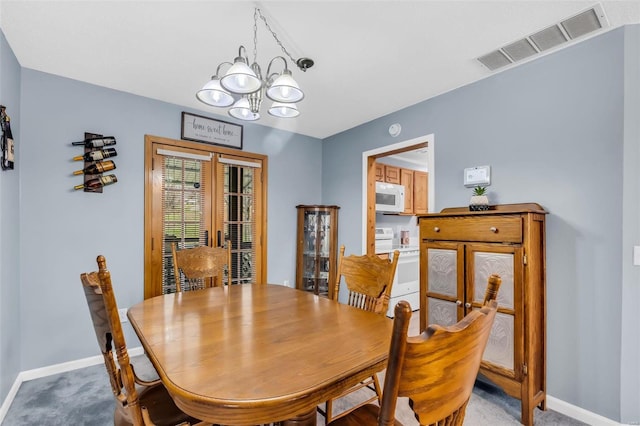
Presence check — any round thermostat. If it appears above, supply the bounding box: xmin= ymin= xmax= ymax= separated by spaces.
xmin=388 ymin=123 xmax=401 ymax=137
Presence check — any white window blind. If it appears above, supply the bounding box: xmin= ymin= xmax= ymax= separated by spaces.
xmin=161 ymin=154 xmax=207 ymax=293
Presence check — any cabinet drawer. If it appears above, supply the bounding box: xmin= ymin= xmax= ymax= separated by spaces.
xmin=420 ymin=216 xmax=522 ymax=243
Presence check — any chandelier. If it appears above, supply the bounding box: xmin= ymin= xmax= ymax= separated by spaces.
xmin=196 ymin=8 xmax=314 ymax=121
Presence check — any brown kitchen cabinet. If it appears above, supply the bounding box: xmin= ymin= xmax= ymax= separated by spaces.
xmin=384 ymin=165 xmax=400 ymax=184
xmin=296 ymin=205 xmax=339 ymax=298
xmin=400 ymin=168 xmax=413 ymax=213
xmin=413 ymin=171 xmax=428 ymax=214
xmin=418 ymin=203 xmax=546 ymax=426
xmin=375 ymin=163 xmax=401 ymax=184
xmin=374 ymin=163 xmax=384 ymax=182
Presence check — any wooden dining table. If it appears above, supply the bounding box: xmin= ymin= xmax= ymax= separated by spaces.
xmin=127 ymin=284 xmax=393 ymax=425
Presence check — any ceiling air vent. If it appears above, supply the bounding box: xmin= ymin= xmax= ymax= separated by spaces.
xmin=561 ymin=8 xmax=604 ymax=39
xmin=477 ymin=3 xmax=608 ymax=72
xmin=477 ymin=50 xmax=512 ymax=71
xmin=502 ymin=38 xmax=538 ymax=62
xmin=530 ymin=25 xmax=568 ymax=51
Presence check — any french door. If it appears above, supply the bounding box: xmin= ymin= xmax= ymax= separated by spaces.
xmin=144 ymin=135 xmax=267 ymax=299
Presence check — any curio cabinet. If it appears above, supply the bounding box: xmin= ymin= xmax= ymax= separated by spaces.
xmin=296 ymin=205 xmax=339 ymax=298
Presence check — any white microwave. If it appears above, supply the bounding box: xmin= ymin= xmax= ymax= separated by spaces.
xmin=375 ymin=182 xmax=405 ymax=213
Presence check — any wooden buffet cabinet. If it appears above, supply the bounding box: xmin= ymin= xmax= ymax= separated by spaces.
xmin=418 ymin=203 xmax=546 ymax=425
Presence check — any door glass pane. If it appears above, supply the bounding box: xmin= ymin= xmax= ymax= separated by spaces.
xmin=220 ymin=163 xmax=257 ymax=285
xmin=161 ymin=156 xmax=206 ymax=294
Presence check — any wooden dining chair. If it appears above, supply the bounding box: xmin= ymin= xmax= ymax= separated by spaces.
xmin=80 ymin=255 xmax=205 ymax=426
xmin=319 ymin=245 xmax=400 ymax=423
xmin=328 ymin=274 xmax=502 ymax=426
xmin=171 ymin=241 xmax=232 ymax=291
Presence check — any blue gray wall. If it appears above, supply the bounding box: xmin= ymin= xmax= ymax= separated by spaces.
xmin=0 ymin=30 xmax=21 ymax=408
xmin=620 ymin=24 xmax=640 ymax=425
xmin=323 ymin=26 xmax=639 ymax=423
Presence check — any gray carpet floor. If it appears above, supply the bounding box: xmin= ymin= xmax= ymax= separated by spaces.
xmin=2 ymin=355 xmax=586 ymax=426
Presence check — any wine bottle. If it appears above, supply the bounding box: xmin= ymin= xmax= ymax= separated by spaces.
xmin=74 ymin=174 xmax=118 ymax=190
xmin=71 ymin=136 xmax=116 ymax=148
xmin=1 ymin=106 xmax=14 ymax=170
xmin=72 ymin=148 xmax=117 ymax=161
xmin=72 ymin=160 xmax=116 ymax=175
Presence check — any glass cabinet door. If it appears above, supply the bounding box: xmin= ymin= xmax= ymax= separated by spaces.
xmin=423 ymin=239 xmax=522 ymax=376
xmin=296 ymin=205 xmax=339 ymax=297
xmin=424 ymin=241 xmax=464 ymax=326
xmin=467 ymin=243 xmax=522 ymax=373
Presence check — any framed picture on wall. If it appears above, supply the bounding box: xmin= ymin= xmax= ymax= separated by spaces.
xmin=181 ymin=112 xmax=243 ymax=149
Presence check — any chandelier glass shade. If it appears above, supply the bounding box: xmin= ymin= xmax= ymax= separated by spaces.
xmin=220 ymin=55 xmax=262 ymax=94
xmin=229 ymin=98 xmax=260 ymax=121
xmin=196 ymin=8 xmax=313 ymax=122
xmin=268 ymin=102 xmax=300 ymax=118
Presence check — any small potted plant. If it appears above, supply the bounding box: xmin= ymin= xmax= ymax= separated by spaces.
xmin=469 ymin=186 xmax=490 ymax=211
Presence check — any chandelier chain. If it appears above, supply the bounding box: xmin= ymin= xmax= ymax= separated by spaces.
xmin=253 ymin=9 xmax=259 ymax=64
xmin=254 ymin=8 xmax=298 ymax=66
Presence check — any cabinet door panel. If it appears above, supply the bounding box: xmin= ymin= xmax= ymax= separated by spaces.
xmin=428 ymin=298 xmax=458 ymax=326
xmin=472 ymin=251 xmax=515 ymax=309
xmin=427 ymin=248 xmax=458 ymax=297
xmin=413 ymin=171 xmax=428 ymax=214
xmin=374 ymin=163 xmax=384 ymax=182
xmin=384 ymin=165 xmax=401 ymax=184
xmin=483 ymin=311 xmax=515 ymax=370
xmin=400 ymin=168 xmax=413 ymax=213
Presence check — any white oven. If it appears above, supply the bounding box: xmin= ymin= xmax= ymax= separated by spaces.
xmin=374 ymin=227 xmax=394 ymax=254
xmin=387 ymin=248 xmax=420 ymax=317
xmin=375 ymin=182 xmax=405 ymax=213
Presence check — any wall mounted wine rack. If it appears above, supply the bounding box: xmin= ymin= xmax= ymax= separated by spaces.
xmin=72 ymin=131 xmax=118 ymax=193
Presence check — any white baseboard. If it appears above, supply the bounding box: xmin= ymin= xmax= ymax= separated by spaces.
xmin=547 ymin=395 xmax=624 ymax=426
xmin=0 ymin=372 xmax=22 ymax=425
xmin=0 ymin=346 xmax=144 ymax=424
xmin=0 ymin=356 xmax=629 ymax=426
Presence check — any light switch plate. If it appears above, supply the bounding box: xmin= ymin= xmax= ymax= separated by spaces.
xmin=464 ymin=165 xmax=491 ymax=187
xmin=634 ymin=246 xmax=640 ymax=266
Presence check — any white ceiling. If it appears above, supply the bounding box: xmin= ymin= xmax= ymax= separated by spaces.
xmin=1 ymin=1 xmax=639 ymax=139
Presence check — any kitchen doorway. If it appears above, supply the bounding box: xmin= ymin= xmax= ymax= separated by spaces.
xmin=361 ymin=134 xmax=435 ymax=254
